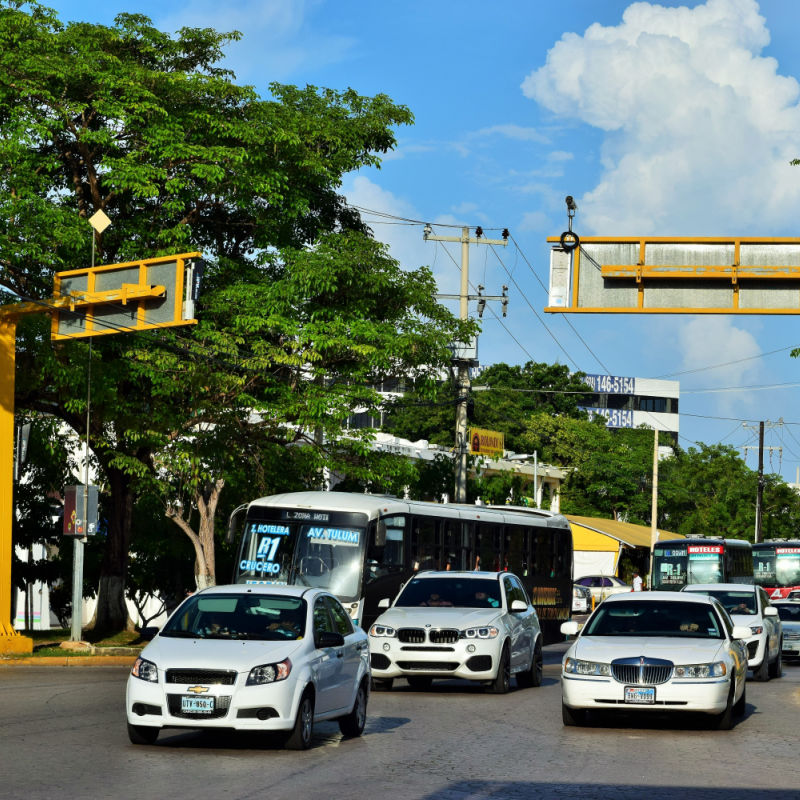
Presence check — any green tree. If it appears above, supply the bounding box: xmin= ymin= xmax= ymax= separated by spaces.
xmin=2 ymin=3 xmax=469 ymax=632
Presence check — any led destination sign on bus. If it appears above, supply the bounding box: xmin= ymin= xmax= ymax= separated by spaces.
xmin=307 ymin=527 xmax=360 ymax=546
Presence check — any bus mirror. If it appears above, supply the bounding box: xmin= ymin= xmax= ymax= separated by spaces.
xmin=226 ymin=504 xmax=248 ymax=544
xmin=378 ymin=598 xmax=390 ymax=609
xmin=560 ymin=620 xmax=580 ymax=636
xmin=376 ymin=520 xmax=387 ymax=547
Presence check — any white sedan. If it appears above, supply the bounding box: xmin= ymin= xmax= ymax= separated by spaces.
xmin=682 ymin=584 xmax=782 ymax=680
xmin=369 ymin=570 xmax=543 ymax=693
xmin=574 ymin=575 xmax=631 ymax=603
xmin=560 ymin=591 xmax=749 ymax=729
xmin=126 ymin=585 xmax=370 ymax=749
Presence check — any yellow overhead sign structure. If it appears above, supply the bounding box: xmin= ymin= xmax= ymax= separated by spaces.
xmin=546 ymin=236 xmax=800 ymax=314
xmin=0 ymin=252 xmax=202 ymax=654
xmin=469 ymin=427 xmax=505 ymax=459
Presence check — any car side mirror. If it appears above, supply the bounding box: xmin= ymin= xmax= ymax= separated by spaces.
xmin=764 ymin=606 xmax=778 ymax=617
xmin=510 ymin=599 xmax=528 ymax=613
xmin=378 ymin=598 xmax=390 ymax=609
xmin=315 ymin=630 xmax=345 ymax=649
xmin=732 ymin=625 xmax=752 ymax=640
xmin=561 ymin=620 xmax=580 ymax=636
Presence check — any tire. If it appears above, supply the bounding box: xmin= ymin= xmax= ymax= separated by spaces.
xmin=371 ymin=677 xmax=393 ymax=692
xmin=768 ymin=645 xmax=782 ymax=679
xmin=487 ymin=644 xmax=511 ymax=694
xmin=338 ymin=679 xmax=368 ymax=738
xmin=127 ymin=722 xmax=159 ymax=745
xmin=285 ymin=691 xmax=315 ymax=750
xmin=517 ymin=640 xmax=543 ymax=689
xmin=733 ymin=682 xmax=746 ymax=717
xmin=406 ymin=676 xmax=432 ymax=691
xmin=753 ymin=652 xmax=770 ymax=682
xmin=562 ymin=701 xmax=586 ymax=727
xmin=712 ymin=683 xmax=735 ymax=730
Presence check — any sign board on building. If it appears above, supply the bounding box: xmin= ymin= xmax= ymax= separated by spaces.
xmin=469 ymin=427 xmax=504 ymax=458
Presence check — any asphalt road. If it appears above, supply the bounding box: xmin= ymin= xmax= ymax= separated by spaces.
xmin=1 ymin=644 xmax=799 ymax=800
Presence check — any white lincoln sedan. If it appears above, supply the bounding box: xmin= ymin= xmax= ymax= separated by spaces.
xmin=560 ymin=591 xmax=749 ymax=729
xmin=126 ymin=585 xmax=370 ymax=749
xmin=369 ymin=571 xmax=543 ymax=693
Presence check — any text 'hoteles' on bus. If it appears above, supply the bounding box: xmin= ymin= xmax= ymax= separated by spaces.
xmin=226 ymin=492 xmax=573 ymax=642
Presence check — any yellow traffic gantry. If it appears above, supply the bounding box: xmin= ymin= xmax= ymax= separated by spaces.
xmin=1 ymin=253 xmax=202 ymax=654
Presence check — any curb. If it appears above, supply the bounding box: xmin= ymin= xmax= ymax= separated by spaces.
xmin=0 ymin=655 xmax=137 ymax=666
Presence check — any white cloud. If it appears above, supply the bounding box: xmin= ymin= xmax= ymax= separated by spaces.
xmin=470 ymin=124 xmax=550 ymax=143
xmin=342 ymin=175 xmax=462 ymax=296
xmin=521 ymin=0 xmax=800 ymax=235
xmin=678 ymin=316 xmax=762 ymax=416
xmin=155 ymin=0 xmax=355 ymax=84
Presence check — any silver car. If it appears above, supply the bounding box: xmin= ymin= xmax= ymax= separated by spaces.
xmin=773 ymin=600 xmax=800 ymax=660
xmin=368 ymin=571 xmax=543 ymax=693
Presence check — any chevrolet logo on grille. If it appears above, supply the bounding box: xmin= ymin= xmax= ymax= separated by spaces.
xmin=187 ymin=685 xmax=209 ymax=694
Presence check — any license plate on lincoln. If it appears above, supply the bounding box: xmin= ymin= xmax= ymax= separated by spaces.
xmin=182 ymin=696 xmax=215 ymax=713
xmin=624 ymin=686 xmax=655 ymax=704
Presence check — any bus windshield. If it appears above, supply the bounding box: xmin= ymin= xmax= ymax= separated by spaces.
xmin=754 ymin=546 xmax=800 ymax=588
xmin=235 ymin=508 xmax=368 ymax=602
xmin=652 ymin=545 xmax=724 ymax=589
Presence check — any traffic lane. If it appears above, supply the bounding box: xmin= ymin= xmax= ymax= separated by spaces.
xmin=0 ymin=658 xmax=799 ymax=800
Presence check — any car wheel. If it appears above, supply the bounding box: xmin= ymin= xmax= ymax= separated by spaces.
xmin=127 ymin=722 xmax=159 ymax=745
xmin=406 ymin=676 xmax=432 ymax=691
xmin=371 ymin=677 xmax=393 ymax=691
xmin=338 ymin=679 xmax=368 ymax=738
xmin=733 ymin=682 xmax=746 ymax=717
xmin=712 ymin=682 xmax=735 ymax=730
xmin=487 ymin=644 xmax=510 ymax=694
xmin=562 ymin=701 xmax=586 ymax=726
xmin=517 ymin=640 xmax=543 ymax=689
xmin=285 ymin=691 xmax=315 ymax=750
xmin=753 ymin=653 xmax=770 ymax=682
xmin=768 ymin=646 xmax=782 ymax=679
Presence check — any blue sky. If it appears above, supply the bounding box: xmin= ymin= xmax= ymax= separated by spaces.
xmin=44 ymin=0 xmax=800 ymax=481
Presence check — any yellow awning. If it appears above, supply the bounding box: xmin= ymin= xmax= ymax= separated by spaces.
xmin=567 ymin=515 xmax=680 ymax=551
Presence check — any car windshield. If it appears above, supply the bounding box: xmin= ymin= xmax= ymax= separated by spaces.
xmin=685 ymin=589 xmax=756 ymax=616
xmin=394 ymin=577 xmax=502 ymax=608
xmin=582 ymin=600 xmax=724 ymax=638
xmin=161 ymin=594 xmax=307 ymax=641
xmin=776 ymin=604 xmax=800 ymax=622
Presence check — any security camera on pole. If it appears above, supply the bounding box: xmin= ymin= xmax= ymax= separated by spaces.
xmin=423 ymin=224 xmax=509 ymax=503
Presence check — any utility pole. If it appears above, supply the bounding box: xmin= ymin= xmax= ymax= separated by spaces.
xmin=649 ymin=426 xmax=659 ymax=588
xmin=742 ymin=419 xmax=783 ymax=544
xmin=424 ymin=224 xmax=508 ymax=503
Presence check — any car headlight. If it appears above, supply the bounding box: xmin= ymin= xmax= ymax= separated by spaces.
xmin=749 ymin=625 xmax=764 ymax=635
xmin=247 ymin=658 xmax=292 ymax=685
xmin=131 ymin=656 xmax=158 ymax=683
xmin=369 ymin=624 xmax=396 ymax=638
xmin=461 ymin=626 xmax=499 ymax=639
xmin=563 ymin=657 xmax=611 ymax=677
xmin=673 ymin=661 xmax=727 ymax=678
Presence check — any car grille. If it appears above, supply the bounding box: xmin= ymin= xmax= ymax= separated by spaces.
xmin=165 ymin=669 xmax=237 ymax=685
xmin=167 ymin=694 xmax=231 ymax=719
xmin=396 ymin=661 xmax=458 ymax=671
xmin=747 ymin=641 xmax=759 ymax=659
xmin=610 ymin=657 xmax=673 ymax=685
xmin=397 ymin=628 xmax=459 ymax=645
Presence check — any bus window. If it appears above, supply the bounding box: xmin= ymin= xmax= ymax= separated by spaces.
xmin=293 ymin=522 xmax=366 ymax=601
xmin=475 ymin=523 xmax=502 ymax=572
xmin=411 ymin=516 xmax=440 ymax=571
xmin=652 ymin=547 xmax=688 ymax=589
xmin=687 ymin=548 xmax=723 ymax=584
xmin=366 ymin=515 xmax=407 ymax=582
xmin=504 ymin=526 xmax=528 ymax=578
xmin=442 ymin=517 xmax=468 ymax=571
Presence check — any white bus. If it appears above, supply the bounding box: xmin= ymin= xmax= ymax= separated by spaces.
xmin=227 ymin=491 xmax=573 ymax=642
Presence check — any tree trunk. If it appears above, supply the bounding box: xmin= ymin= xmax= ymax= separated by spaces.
xmin=92 ymin=467 xmax=135 ymax=635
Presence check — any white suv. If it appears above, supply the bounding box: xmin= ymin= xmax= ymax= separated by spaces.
xmin=368 ymin=571 xmax=543 ymax=693
xmin=682 ymin=584 xmax=782 ymax=680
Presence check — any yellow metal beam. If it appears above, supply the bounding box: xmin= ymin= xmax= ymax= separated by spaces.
xmin=0 ymin=317 xmax=32 ymax=653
